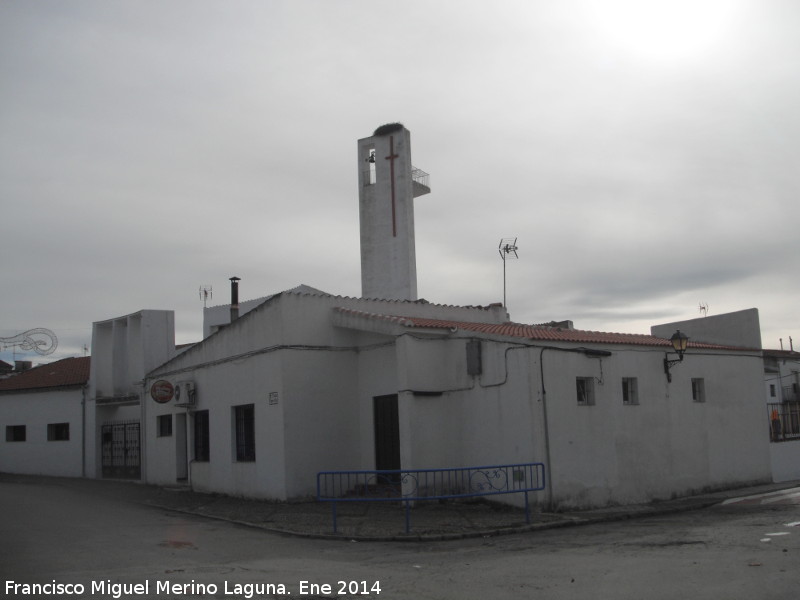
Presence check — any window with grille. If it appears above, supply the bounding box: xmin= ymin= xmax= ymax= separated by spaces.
xmin=5 ymin=425 xmax=26 ymax=442
xmin=47 ymin=422 xmax=70 ymax=441
xmin=622 ymin=378 xmax=639 ymax=405
xmin=234 ymin=404 xmax=255 ymax=462
xmin=194 ymin=410 xmax=210 ymax=461
xmin=157 ymin=414 xmax=172 ymax=437
xmin=692 ymin=378 xmax=706 ymax=403
xmin=576 ymin=377 xmax=595 ymax=405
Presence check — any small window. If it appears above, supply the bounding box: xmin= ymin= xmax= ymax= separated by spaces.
xmin=157 ymin=414 xmax=173 ymax=437
xmin=692 ymin=378 xmax=706 ymax=403
xmin=576 ymin=377 xmax=595 ymax=406
xmin=622 ymin=378 xmax=639 ymax=405
xmin=234 ymin=404 xmax=256 ymax=462
xmin=5 ymin=425 xmax=26 ymax=442
xmin=770 ymin=384 xmax=776 ymax=398
xmin=194 ymin=410 xmax=210 ymax=462
xmin=367 ymin=148 xmax=377 ymax=184
xmin=47 ymin=423 xmax=70 ymax=441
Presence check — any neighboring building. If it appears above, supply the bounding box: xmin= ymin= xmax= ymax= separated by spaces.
xmin=764 ymin=349 xmax=800 ymax=404
xmin=763 ymin=348 xmax=800 ymax=482
xmin=0 ymin=360 xmax=13 ymax=377
xmin=0 ymin=357 xmax=90 ymax=477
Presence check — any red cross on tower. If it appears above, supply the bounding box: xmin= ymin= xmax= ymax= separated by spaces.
xmin=385 ymin=135 xmax=399 ymax=237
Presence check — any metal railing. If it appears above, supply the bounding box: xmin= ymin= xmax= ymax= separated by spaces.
xmin=360 ymin=166 xmax=430 ymax=190
xmin=317 ymin=462 xmax=545 ymax=534
xmin=781 ymin=386 xmax=799 ymax=403
xmin=768 ymin=402 xmax=800 ymax=442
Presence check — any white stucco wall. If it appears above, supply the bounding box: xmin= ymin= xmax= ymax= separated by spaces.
xmin=86 ymin=309 xmax=177 ymax=479
xmin=541 ymin=346 xmax=770 ymax=509
xmin=388 ymin=331 xmax=771 ymax=510
xmin=358 ymin=127 xmax=419 ymax=301
xmin=652 ymin=308 xmax=762 ymax=349
xmin=770 ymin=440 xmax=800 ymax=482
xmin=0 ymin=388 xmax=85 ymax=477
xmin=141 ymin=293 xmax=773 ymax=510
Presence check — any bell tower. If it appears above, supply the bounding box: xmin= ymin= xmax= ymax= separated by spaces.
xmin=358 ymin=123 xmax=430 ymax=300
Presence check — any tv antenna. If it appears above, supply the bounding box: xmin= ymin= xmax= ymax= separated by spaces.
xmin=698 ymin=302 xmax=709 ymax=317
xmin=199 ymin=285 xmax=213 ymax=308
xmin=498 ymin=237 xmax=519 ymax=308
xmin=0 ymin=328 xmax=58 ymax=356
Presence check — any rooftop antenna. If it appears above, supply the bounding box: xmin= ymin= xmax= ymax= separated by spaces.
xmin=698 ymin=302 xmax=709 ymax=317
xmin=0 ymin=328 xmax=58 ymax=356
xmin=498 ymin=237 xmax=519 ymax=308
xmin=199 ymin=285 xmax=213 ymax=308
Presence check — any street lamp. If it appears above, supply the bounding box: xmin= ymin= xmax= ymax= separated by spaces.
xmin=663 ymin=329 xmax=689 ymax=383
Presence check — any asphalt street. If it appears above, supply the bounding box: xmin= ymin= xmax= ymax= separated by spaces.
xmin=1 ymin=475 xmax=799 ymax=600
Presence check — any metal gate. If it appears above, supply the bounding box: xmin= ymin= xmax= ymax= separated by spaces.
xmin=101 ymin=420 xmax=141 ymax=479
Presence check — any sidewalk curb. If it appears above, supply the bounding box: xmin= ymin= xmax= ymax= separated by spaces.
xmin=143 ymin=495 xmax=734 ymax=543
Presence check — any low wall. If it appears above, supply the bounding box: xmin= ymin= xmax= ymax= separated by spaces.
xmin=770 ymin=440 xmax=800 ymax=482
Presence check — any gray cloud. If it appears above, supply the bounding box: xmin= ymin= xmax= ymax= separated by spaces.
xmin=2 ymin=0 xmax=799 ymax=363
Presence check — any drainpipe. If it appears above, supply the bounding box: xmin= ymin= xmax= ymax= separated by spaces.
xmin=539 ymin=348 xmax=554 ymax=509
xmin=230 ymin=276 xmax=241 ymax=323
xmin=81 ymin=384 xmax=87 ymax=478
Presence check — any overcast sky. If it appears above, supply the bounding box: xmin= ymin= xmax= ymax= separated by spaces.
xmin=2 ymin=0 xmax=799 ymax=365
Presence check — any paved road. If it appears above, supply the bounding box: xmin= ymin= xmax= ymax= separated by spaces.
xmin=2 ymin=477 xmax=798 ymax=600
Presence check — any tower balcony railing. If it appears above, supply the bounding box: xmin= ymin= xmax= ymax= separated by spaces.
xmin=411 ymin=167 xmax=430 ymax=197
xmin=361 ymin=166 xmax=431 ymax=197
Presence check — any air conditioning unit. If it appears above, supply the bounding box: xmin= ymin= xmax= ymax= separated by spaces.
xmin=174 ymin=380 xmax=196 ymax=407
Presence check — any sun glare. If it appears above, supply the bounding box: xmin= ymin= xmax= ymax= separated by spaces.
xmin=587 ymin=0 xmax=742 ymax=63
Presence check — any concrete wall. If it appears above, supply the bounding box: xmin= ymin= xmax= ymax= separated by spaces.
xmin=652 ymin=308 xmax=762 ymax=349
xmin=389 ymin=330 xmax=771 ymax=510
xmin=397 ymin=336 xmax=538 ymax=473
xmin=146 ymin=297 xmax=287 ymax=496
xmin=91 ymin=310 xmax=176 ymax=399
xmin=358 ymin=126 xmax=418 ymax=301
xmin=87 ymin=309 xmax=176 ymax=479
xmin=770 ymin=440 xmax=800 ymax=482
xmin=0 ymin=388 xmax=85 ymax=477
xmin=542 ymin=346 xmax=770 ymax=509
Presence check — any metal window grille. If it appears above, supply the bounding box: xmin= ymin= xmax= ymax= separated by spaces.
xmin=47 ymin=422 xmax=70 ymax=441
xmin=622 ymin=378 xmax=638 ymax=405
xmin=194 ymin=410 xmax=210 ymax=462
xmin=692 ymin=378 xmax=706 ymax=403
xmin=157 ymin=414 xmax=172 ymax=437
xmin=768 ymin=402 xmax=800 ymax=442
xmin=5 ymin=425 xmax=26 ymax=442
xmin=234 ymin=404 xmax=255 ymax=462
xmin=576 ymin=377 xmax=594 ymax=405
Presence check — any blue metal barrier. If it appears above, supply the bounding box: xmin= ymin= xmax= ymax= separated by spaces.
xmin=317 ymin=462 xmax=546 ymax=534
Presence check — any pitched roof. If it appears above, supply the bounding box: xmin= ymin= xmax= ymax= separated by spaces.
xmin=0 ymin=357 xmax=90 ymax=392
xmin=333 ymin=308 xmax=745 ymax=350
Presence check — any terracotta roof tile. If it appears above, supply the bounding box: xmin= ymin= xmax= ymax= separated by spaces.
xmin=334 ymin=308 xmax=744 ymax=350
xmin=0 ymin=357 xmax=90 ymax=392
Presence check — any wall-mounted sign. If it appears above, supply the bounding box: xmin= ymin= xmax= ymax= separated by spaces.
xmin=269 ymin=392 xmax=279 ymax=405
xmin=150 ymin=380 xmax=174 ymax=403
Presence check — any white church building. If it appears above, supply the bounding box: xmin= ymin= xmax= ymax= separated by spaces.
xmin=3 ymin=124 xmax=785 ymax=510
